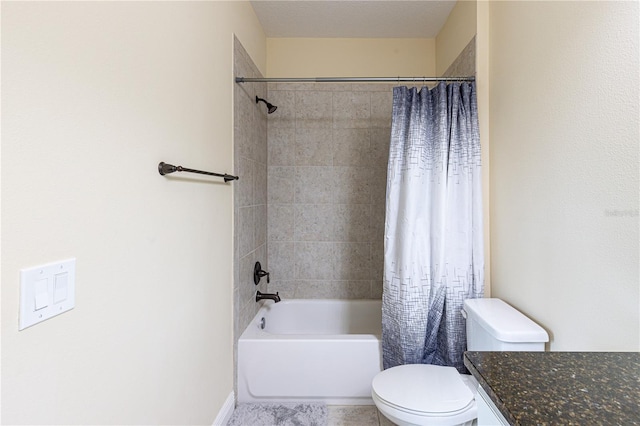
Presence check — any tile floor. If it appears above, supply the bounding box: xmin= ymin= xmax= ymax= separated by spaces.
xmin=327 ymin=406 xmax=395 ymax=426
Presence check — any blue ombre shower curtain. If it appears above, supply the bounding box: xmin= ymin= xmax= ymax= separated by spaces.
xmin=382 ymin=82 xmax=484 ymax=373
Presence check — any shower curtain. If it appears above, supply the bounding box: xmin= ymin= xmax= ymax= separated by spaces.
xmin=382 ymin=82 xmax=483 ymax=373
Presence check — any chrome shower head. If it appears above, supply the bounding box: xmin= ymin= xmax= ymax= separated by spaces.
xmin=256 ymin=96 xmax=277 ymax=114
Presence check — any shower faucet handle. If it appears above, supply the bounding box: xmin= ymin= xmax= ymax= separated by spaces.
xmin=253 ymin=261 xmax=270 ymax=285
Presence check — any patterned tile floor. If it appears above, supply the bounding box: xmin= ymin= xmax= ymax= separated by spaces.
xmin=327 ymin=406 xmax=395 ymax=426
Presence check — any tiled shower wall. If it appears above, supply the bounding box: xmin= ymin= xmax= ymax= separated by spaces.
xmin=266 ymin=83 xmax=395 ymax=299
xmin=233 ymin=38 xmax=269 ymax=346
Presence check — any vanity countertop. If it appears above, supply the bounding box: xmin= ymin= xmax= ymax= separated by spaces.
xmin=464 ymin=351 xmax=640 ymax=425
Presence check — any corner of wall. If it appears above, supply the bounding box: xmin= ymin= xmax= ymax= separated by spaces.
xmin=212 ymin=392 xmax=235 ymax=426
xmin=435 ymin=0 xmax=477 ymax=76
xmin=476 ymin=0 xmax=490 ymax=296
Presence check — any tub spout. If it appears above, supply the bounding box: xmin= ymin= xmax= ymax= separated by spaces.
xmin=256 ymin=291 xmax=281 ymax=303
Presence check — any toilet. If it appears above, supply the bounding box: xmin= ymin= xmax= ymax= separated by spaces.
xmin=372 ymin=298 xmax=549 ymax=426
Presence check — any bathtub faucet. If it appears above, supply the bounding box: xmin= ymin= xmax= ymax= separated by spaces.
xmin=256 ymin=291 xmax=281 ymax=303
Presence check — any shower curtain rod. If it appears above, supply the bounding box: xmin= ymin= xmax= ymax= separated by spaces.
xmin=235 ymin=76 xmax=475 ymax=83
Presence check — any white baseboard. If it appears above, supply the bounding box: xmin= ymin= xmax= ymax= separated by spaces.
xmin=212 ymin=391 xmax=235 ymax=426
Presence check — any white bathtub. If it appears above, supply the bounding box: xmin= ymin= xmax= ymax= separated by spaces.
xmin=237 ymin=299 xmax=382 ymax=405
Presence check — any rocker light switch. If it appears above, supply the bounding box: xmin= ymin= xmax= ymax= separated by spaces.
xmin=53 ymin=273 xmax=68 ymax=303
xmin=19 ymin=258 xmax=76 ymax=330
xmin=34 ymin=278 xmax=49 ymax=310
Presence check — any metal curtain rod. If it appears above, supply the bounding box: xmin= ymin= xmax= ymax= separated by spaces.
xmin=158 ymin=162 xmax=239 ymax=182
xmin=235 ymin=76 xmax=475 ymax=83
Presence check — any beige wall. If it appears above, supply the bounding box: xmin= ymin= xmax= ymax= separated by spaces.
xmin=1 ymin=2 xmax=265 ymax=424
xmin=476 ymin=1 xmax=491 ymax=296
xmin=267 ymin=38 xmax=436 ymax=77
xmin=436 ymin=0 xmax=477 ymax=76
xmin=488 ymin=1 xmax=639 ymax=351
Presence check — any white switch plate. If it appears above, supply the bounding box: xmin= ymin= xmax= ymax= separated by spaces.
xmin=19 ymin=258 xmax=76 ymax=330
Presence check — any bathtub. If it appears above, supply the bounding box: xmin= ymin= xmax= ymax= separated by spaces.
xmin=237 ymin=299 xmax=382 ymax=405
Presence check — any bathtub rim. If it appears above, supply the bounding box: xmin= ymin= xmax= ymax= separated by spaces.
xmin=239 ymin=298 xmax=383 ymax=340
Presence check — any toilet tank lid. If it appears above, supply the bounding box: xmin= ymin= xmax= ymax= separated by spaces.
xmin=463 ymin=298 xmax=549 ymax=343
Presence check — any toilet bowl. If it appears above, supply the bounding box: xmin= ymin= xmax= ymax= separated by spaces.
xmin=372 ymin=364 xmax=478 ymax=426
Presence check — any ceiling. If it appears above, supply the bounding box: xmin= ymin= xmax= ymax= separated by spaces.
xmin=250 ymin=1 xmax=457 ymax=38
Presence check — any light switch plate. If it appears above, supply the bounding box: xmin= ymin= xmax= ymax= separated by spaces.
xmin=19 ymin=258 xmax=76 ymax=330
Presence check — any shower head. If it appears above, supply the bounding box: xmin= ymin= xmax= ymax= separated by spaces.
xmin=256 ymin=96 xmax=277 ymax=114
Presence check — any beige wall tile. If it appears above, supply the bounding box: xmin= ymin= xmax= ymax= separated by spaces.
xmin=295 ymin=166 xmax=334 ymax=204
xmin=295 ymin=128 xmax=334 ymax=166
xmin=237 ymin=156 xmax=254 ymax=208
xmin=268 ymin=127 xmax=296 ymax=166
xmin=294 ymin=204 xmax=336 ymax=241
xmin=371 ymin=91 xmax=393 ymax=128
xmin=268 ymin=204 xmax=295 ymax=242
xmin=296 ymin=280 xmax=371 ymax=299
xmin=371 ymin=238 xmax=384 ymax=283
xmin=370 ymin=170 xmax=388 ymax=206
xmin=238 ymin=206 xmax=255 ymax=257
xmin=371 ymin=281 xmax=384 ymax=300
xmin=254 ymin=162 xmax=267 ymax=206
xmin=333 ymin=128 xmax=371 ymax=167
xmin=332 ymin=242 xmax=372 ymax=280
xmin=332 ymin=166 xmax=372 ymax=204
xmin=295 ymin=241 xmax=334 ymax=280
xmin=296 ymin=91 xmax=333 ymax=128
xmin=268 ymin=166 xmax=295 ymax=204
xmin=255 ymin=204 xmax=267 ymax=247
xmin=334 ymin=204 xmax=372 ymax=242
xmin=352 ymin=83 xmax=396 ymax=92
xmin=268 ymin=280 xmax=297 ymax=299
xmin=234 ymin=85 xmax=255 ymax=160
xmin=268 ymin=242 xmax=295 ymax=281
xmin=371 ymin=128 xmax=391 ymax=169
xmin=333 ymin=92 xmax=371 ymax=129
xmin=254 ymin=113 xmax=268 ymax=165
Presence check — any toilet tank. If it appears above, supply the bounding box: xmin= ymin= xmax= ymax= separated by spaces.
xmin=463 ymin=298 xmax=549 ymax=351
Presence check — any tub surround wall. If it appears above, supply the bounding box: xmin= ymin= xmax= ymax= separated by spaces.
xmin=267 ymin=83 xmax=394 ymax=299
xmin=234 ymin=38 xmax=269 ymax=346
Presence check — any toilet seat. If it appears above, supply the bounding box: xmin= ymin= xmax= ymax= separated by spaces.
xmin=371 ymin=364 xmax=478 ymax=426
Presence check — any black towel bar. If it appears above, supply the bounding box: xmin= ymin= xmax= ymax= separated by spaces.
xmin=158 ymin=162 xmax=239 ymax=182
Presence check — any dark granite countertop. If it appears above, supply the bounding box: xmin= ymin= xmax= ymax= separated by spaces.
xmin=464 ymin=352 xmax=640 ymax=425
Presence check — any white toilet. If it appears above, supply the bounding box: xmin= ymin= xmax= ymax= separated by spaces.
xmin=372 ymin=298 xmax=549 ymax=426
